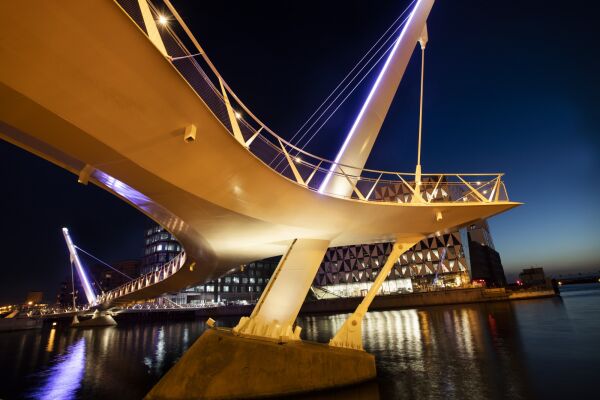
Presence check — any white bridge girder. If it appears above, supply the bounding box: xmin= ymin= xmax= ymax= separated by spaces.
xmin=233 ymin=239 xmax=330 ymax=341
xmin=320 ymin=0 xmax=436 ymax=197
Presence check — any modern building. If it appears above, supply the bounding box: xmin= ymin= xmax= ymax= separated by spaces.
xmin=467 ymin=220 xmax=507 ymax=287
xmin=170 ymin=257 xmax=279 ymax=305
xmin=141 ymin=225 xmax=183 ymax=274
xmin=313 ymin=178 xmax=472 ymax=297
xmin=140 ymin=224 xmax=278 ymax=305
xmin=313 ymin=232 xmax=470 ymax=297
xmin=519 ymin=267 xmax=546 ymax=286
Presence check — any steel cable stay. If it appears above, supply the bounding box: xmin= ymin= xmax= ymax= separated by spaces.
xmin=276 ymin=0 xmax=417 ymax=153
xmin=137 ymin=0 xmax=509 ymax=204
xmin=73 ymin=245 xmax=134 ymax=280
xmin=276 ymin=38 xmax=400 ymax=175
xmin=270 ymin=3 xmax=416 ymax=169
xmin=271 ymin=22 xmax=406 ymax=171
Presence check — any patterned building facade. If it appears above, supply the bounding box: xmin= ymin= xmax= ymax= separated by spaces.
xmin=313 ymin=178 xmax=472 ymax=296
xmin=314 ymin=232 xmax=469 ymax=296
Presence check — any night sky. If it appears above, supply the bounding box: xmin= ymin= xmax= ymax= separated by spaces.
xmin=1 ymin=0 xmax=598 ymax=303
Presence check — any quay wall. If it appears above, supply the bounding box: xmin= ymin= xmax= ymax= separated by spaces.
xmin=41 ymin=288 xmax=557 ymax=323
xmin=300 ymin=287 xmax=556 ymax=315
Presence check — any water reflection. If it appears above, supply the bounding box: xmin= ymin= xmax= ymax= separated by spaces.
xmin=299 ymin=303 xmax=534 ymax=400
xmin=32 ymin=338 xmax=85 ymax=400
xmin=1 ymin=287 xmax=599 ymax=400
xmin=46 ymin=328 xmax=56 ymax=353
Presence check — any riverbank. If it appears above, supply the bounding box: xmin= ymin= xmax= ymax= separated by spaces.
xmin=112 ymin=286 xmax=559 ymax=322
xmin=39 ymin=286 xmax=557 ymax=323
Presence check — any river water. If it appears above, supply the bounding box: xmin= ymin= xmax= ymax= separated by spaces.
xmin=1 ymin=284 xmax=598 ymax=399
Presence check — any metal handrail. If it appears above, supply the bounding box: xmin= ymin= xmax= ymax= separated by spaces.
xmin=97 ymin=251 xmax=186 ymax=304
xmin=114 ymin=0 xmax=510 ymax=205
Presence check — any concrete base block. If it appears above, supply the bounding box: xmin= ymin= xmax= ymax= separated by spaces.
xmin=146 ymin=328 xmax=376 ymax=399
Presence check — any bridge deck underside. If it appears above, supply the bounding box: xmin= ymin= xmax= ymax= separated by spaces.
xmin=0 ymin=1 xmax=518 ymax=301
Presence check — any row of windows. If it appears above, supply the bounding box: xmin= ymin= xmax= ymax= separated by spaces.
xmin=222 ymin=276 xmax=265 ymax=284
xmin=144 ymin=244 xmax=181 ymax=255
xmin=203 ymin=285 xmax=264 ymax=293
xmin=245 ymin=262 xmax=275 ymax=270
xmin=145 ymin=232 xmax=177 ymax=245
xmin=146 ymin=226 xmax=164 ymax=236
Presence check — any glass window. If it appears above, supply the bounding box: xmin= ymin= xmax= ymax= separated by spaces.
xmin=223 ymin=286 xmax=229 ymax=292
xmin=249 ymin=278 xmax=256 ymax=284
xmin=248 ymin=286 xmax=253 ymax=292
xmin=224 ymin=277 xmax=231 ymax=283
xmin=242 ymin=278 xmax=248 ymax=284
xmin=258 ymin=278 xmax=263 ymax=284
xmin=233 ymin=277 xmax=240 ymax=284
xmin=157 ymin=244 xmax=163 ymax=251
xmin=207 ymin=285 xmax=214 ymax=292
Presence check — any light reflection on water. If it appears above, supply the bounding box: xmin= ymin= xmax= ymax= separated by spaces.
xmin=0 ymin=284 xmax=598 ymax=399
xmin=31 ymin=338 xmax=85 ymax=400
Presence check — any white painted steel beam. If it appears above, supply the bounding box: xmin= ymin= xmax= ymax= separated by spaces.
xmin=233 ymin=238 xmax=330 ymax=341
xmin=62 ymin=228 xmax=97 ymax=305
xmin=329 ymin=237 xmax=421 ymax=350
xmin=320 ymin=0 xmax=435 ymax=197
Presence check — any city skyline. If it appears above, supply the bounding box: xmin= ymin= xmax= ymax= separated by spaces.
xmin=1 ymin=0 xmax=598 ymax=303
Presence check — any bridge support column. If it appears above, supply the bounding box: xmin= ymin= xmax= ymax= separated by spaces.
xmin=146 ymin=238 xmax=381 ymax=399
xmin=329 ymin=237 xmax=421 ymax=350
xmin=233 ymin=238 xmax=330 ymax=341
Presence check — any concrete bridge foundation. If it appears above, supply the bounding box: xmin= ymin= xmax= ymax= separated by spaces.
xmin=145 ymin=328 xmax=376 ymax=399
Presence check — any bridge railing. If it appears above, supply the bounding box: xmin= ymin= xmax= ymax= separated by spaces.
xmin=114 ymin=0 xmax=510 ymax=204
xmin=97 ymin=251 xmax=186 ymax=304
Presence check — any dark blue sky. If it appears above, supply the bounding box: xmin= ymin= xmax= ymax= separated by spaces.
xmin=1 ymin=0 xmax=598 ymax=303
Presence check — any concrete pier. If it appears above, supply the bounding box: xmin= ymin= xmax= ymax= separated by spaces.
xmin=146 ymin=328 xmax=375 ymax=399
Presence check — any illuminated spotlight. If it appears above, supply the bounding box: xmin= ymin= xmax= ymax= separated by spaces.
xmin=158 ymin=15 xmax=168 ymax=25
xmin=235 ymin=111 xmax=242 ymax=119
xmin=295 ymin=157 xmax=302 ymax=163
xmin=52 ymin=322 xmax=57 ymax=327
xmin=476 ymin=181 xmax=481 ymax=186
xmin=483 ymin=190 xmax=488 ymax=194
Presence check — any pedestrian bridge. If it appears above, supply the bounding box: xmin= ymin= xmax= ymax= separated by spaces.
xmin=0 ymin=0 xmax=518 ymax=353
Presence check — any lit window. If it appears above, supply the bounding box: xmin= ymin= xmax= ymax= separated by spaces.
xmin=225 ymin=277 xmax=231 ymax=283
xmin=223 ymin=286 xmax=229 ymax=292
xmin=233 ymin=277 xmax=240 ymax=284
xmin=157 ymin=244 xmax=163 ymax=251
xmin=249 ymin=278 xmax=255 ymax=284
